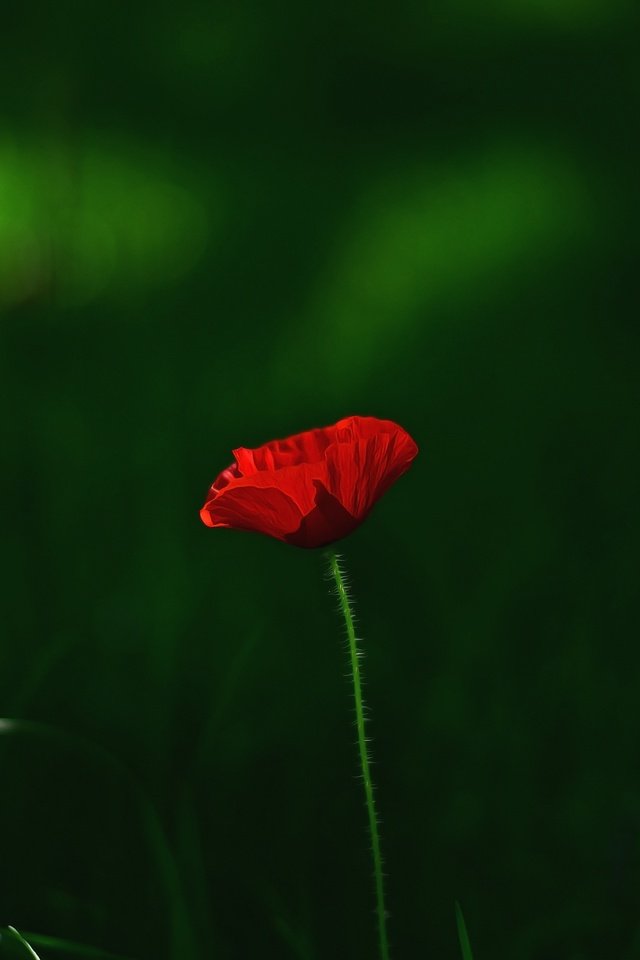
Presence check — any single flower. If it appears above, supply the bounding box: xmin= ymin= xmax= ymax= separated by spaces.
xmin=200 ymin=415 xmax=418 ymax=548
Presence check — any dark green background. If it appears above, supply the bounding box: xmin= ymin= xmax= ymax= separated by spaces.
xmin=1 ymin=2 xmax=639 ymax=959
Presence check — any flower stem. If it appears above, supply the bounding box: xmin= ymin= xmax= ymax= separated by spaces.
xmin=326 ymin=549 xmax=391 ymax=960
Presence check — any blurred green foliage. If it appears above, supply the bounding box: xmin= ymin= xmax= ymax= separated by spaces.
xmin=1 ymin=2 xmax=638 ymax=959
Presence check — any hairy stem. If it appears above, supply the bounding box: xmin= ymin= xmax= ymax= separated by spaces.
xmin=326 ymin=549 xmax=390 ymax=960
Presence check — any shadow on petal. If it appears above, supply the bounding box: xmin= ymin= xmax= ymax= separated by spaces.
xmin=285 ymin=482 xmax=358 ymax=549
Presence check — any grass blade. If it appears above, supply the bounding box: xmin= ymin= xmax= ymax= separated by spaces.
xmin=0 ymin=719 xmax=199 ymax=960
xmin=455 ymin=901 xmax=475 ymax=960
xmin=2 ymin=927 xmax=42 ymax=959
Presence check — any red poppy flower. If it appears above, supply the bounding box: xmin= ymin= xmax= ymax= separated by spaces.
xmin=200 ymin=415 xmax=418 ymax=549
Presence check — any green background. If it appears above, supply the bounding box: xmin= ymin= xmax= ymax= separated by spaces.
xmin=1 ymin=2 xmax=639 ymax=958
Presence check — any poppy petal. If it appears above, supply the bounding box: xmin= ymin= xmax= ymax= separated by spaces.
xmin=285 ymin=481 xmax=359 ymax=548
xmin=233 ymin=428 xmax=332 ymax=476
xmin=200 ymin=416 xmax=418 ymax=547
xmin=200 ymin=460 xmax=333 ymax=540
xmin=333 ymin=415 xmax=407 ymax=443
xmin=200 ymin=484 xmax=304 ymax=541
xmin=324 ymin=426 xmax=418 ymax=519
xmin=210 ymin=463 xmax=242 ymax=493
